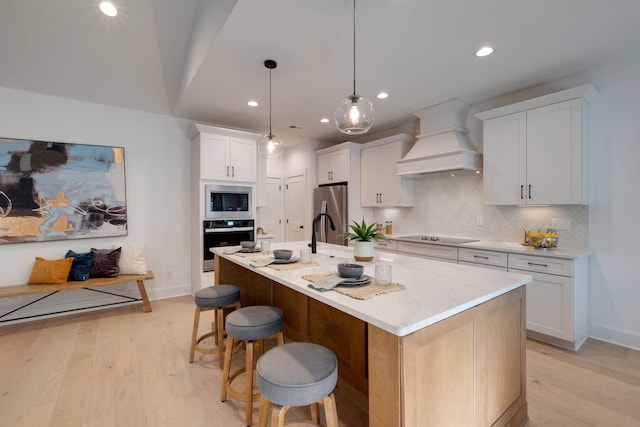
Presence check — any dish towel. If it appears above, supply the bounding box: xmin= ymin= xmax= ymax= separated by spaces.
xmin=307 ymin=274 xmax=348 ymax=292
xmin=250 ymin=256 xmax=276 ymax=268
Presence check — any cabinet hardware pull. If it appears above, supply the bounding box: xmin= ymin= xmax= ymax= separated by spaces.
xmin=528 ymin=184 xmax=532 ymax=199
xmin=520 ymin=185 xmax=524 ymax=199
xmin=473 ymin=255 xmax=490 ymax=260
xmin=226 ymin=165 xmax=229 ymax=177
xmin=380 ymin=193 xmax=383 ymax=203
xmin=528 ymin=262 xmax=548 ymax=267
xmin=231 ymin=166 xmax=234 ymax=177
xmin=299 ymin=225 xmax=304 ymax=229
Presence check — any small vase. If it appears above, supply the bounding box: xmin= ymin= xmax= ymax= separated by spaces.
xmin=353 ymin=241 xmax=374 ymax=261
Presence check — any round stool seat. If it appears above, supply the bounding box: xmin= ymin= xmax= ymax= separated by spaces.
xmin=225 ymin=306 xmax=283 ymax=341
xmin=257 ymin=342 xmax=338 ymax=407
xmin=195 ymin=285 xmax=240 ymax=308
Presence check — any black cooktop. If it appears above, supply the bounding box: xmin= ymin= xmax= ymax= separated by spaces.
xmin=398 ymin=235 xmax=479 ymax=244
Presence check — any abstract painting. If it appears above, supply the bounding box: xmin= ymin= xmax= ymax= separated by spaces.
xmin=0 ymin=138 xmax=127 ymax=244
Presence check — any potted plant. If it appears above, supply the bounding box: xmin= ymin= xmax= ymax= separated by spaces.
xmin=342 ymin=218 xmax=387 ymax=261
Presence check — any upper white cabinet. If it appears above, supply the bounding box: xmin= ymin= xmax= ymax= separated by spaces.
xmin=315 ymin=142 xmax=362 ymax=186
xmin=476 ymin=85 xmax=597 ymax=205
xmin=317 ymin=149 xmax=349 ymax=184
xmin=189 ymin=124 xmax=258 ymax=183
xmin=361 ymin=134 xmax=415 ymax=207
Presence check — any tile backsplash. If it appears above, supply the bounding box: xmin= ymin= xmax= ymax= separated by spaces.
xmin=372 ymin=171 xmax=589 ymax=249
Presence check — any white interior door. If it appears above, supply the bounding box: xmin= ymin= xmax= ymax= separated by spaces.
xmin=261 ymin=177 xmax=283 ymax=242
xmin=285 ymin=173 xmax=307 ymax=242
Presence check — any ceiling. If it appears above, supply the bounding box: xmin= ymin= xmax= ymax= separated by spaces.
xmin=2 ymin=0 xmax=640 ymax=145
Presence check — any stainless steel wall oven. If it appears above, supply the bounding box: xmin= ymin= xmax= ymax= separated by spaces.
xmin=203 ymin=219 xmax=254 ymax=272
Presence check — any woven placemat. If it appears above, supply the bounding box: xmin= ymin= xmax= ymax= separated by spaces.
xmin=268 ymin=261 xmax=319 ymax=271
xmin=303 ymin=272 xmax=405 ymax=300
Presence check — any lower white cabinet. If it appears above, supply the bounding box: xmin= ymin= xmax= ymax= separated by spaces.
xmin=396 ymin=241 xmax=458 ymax=263
xmin=458 ymin=248 xmax=508 ymax=270
xmin=374 ymin=239 xmax=397 ymax=252
xmin=508 ymin=253 xmax=588 ymax=351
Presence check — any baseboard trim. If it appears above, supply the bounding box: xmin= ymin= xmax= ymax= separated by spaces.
xmin=588 ymin=323 xmax=640 ymax=351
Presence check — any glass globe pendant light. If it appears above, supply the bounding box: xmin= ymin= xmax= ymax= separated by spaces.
xmin=334 ymin=0 xmax=374 ymax=135
xmin=257 ymin=59 xmax=284 ymax=159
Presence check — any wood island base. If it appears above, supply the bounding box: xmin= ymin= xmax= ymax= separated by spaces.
xmin=215 ymin=255 xmax=528 ymax=426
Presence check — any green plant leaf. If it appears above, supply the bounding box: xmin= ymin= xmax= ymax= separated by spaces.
xmin=341 ymin=218 xmax=388 ymax=242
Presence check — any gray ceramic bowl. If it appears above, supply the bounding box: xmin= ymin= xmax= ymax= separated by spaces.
xmin=337 ymin=263 xmax=364 ymax=279
xmin=241 ymin=241 xmax=256 ymax=249
xmin=273 ymin=249 xmax=293 ymax=260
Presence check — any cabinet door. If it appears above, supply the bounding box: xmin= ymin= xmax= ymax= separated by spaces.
xmin=378 ymin=142 xmax=404 ymax=207
xmin=331 ymin=149 xmax=349 ymax=183
xmin=200 ymin=134 xmax=230 ymax=180
xmin=526 ymin=99 xmax=583 ymax=204
xmin=482 ymin=112 xmax=526 ymax=205
xmin=360 ymin=147 xmax=379 ymax=206
xmin=317 ymin=153 xmax=333 ymax=185
xmin=511 ymin=269 xmax=573 ymax=341
xmin=229 ymin=137 xmax=257 ymax=182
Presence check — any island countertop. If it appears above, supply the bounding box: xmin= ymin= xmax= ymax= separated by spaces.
xmin=212 ymin=241 xmax=532 ymax=337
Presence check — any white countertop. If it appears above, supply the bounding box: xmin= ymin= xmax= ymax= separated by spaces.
xmin=213 ymin=241 xmax=532 ymax=337
xmin=385 ymin=235 xmax=589 ymax=259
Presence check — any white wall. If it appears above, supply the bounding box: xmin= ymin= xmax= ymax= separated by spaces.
xmin=0 ymin=87 xmax=193 ymax=321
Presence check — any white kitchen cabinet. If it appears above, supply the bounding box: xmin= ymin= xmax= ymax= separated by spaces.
xmin=187 ymin=123 xmax=261 ymax=293
xmin=477 ymin=85 xmax=596 ymax=205
xmin=374 ymin=238 xmax=397 ymax=253
xmin=458 ymin=247 xmax=508 ymax=270
xmin=396 ymin=241 xmax=458 ymax=263
xmin=317 ymin=149 xmax=349 ymax=184
xmin=189 ymin=124 xmax=257 ymax=183
xmin=508 ymin=253 xmax=588 ymax=351
xmin=361 ymin=134 xmax=414 ymax=207
xmin=202 ymin=136 xmax=256 ymax=182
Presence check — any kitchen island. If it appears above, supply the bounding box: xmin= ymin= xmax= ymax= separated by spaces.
xmin=212 ymin=242 xmax=532 ymax=426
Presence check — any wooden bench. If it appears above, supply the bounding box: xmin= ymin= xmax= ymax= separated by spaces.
xmin=0 ymin=271 xmax=155 ymax=322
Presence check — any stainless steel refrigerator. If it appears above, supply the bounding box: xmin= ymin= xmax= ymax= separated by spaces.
xmin=313 ymin=184 xmax=348 ymax=246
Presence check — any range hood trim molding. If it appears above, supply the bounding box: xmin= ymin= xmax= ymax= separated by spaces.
xmin=396 ymin=98 xmax=482 ymax=176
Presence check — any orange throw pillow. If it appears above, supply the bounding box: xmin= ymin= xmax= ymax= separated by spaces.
xmin=27 ymin=257 xmax=74 ymax=284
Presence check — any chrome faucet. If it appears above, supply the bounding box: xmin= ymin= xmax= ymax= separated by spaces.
xmin=311 ymin=212 xmax=336 ymax=254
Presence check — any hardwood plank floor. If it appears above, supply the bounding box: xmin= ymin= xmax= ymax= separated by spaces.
xmin=0 ymin=296 xmax=638 ymax=426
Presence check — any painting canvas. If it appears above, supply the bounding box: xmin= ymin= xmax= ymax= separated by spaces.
xmin=0 ymin=138 xmax=127 ymax=244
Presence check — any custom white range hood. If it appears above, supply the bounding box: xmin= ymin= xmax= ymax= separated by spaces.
xmin=397 ymin=98 xmax=481 ymax=176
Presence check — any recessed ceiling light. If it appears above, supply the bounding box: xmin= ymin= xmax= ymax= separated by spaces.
xmin=247 ymin=100 xmax=258 ymax=107
xmin=377 ymin=92 xmax=389 ymax=99
xmin=475 ymin=46 xmax=494 ymax=57
xmin=99 ymin=1 xmax=118 ymax=17
xmin=320 ymin=118 xmax=330 ymax=123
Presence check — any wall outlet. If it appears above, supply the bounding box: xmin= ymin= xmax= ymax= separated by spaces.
xmin=476 ymin=216 xmax=484 ymax=226
xmin=551 ymin=218 xmax=571 ymax=230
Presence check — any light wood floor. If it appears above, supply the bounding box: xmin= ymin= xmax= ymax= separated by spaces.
xmin=0 ymin=296 xmax=638 ymax=426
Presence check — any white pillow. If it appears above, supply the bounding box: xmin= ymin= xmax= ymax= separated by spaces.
xmin=113 ymin=243 xmax=147 ymax=274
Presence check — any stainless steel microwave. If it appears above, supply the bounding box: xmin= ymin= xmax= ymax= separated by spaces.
xmin=205 ymin=184 xmax=253 ymax=220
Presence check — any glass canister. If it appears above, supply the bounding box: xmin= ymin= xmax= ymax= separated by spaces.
xmin=385 ymin=221 xmax=393 ymax=235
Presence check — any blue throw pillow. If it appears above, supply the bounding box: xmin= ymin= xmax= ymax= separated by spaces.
xmin=65 ymin=250 xmax=95 ymax=281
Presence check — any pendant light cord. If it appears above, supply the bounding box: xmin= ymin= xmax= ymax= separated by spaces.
xmin=269 ymin=67 xmax=273 ymax=135
xmin=352 ymin=0 xmax=357 ymax=96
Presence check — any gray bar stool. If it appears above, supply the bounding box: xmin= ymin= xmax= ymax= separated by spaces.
xmin=256 ymin=342 xmax=339 ymax=427
xmin=189 ymin=284 xmax=241 ymax=368
xmin=221 ymin=305 xmax=285 ymax=426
